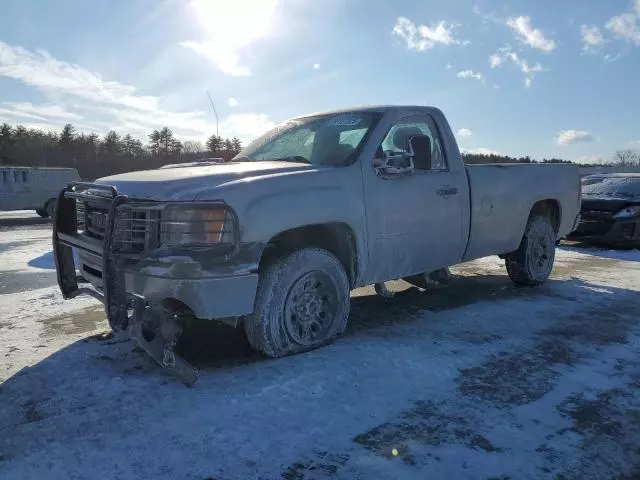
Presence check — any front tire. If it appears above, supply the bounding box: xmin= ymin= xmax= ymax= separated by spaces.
xmin=506 ymin=215 xmax=556 ymax=285
xmin=244 ymin=248 xmax=350 ymax=358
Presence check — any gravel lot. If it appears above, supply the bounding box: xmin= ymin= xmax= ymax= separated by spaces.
xmin=1 ymin=213 xmax=639 ymax=479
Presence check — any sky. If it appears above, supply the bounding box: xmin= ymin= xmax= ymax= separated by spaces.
xmin=0 ymin=0 xmax=639 ymax=163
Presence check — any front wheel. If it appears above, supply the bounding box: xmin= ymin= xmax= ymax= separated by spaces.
xmin=505 ymin=215 xmax=556 ymax=285
xmin=244 ymin=248 xmax=350 ymax=358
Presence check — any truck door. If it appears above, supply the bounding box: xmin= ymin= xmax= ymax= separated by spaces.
xmin=361 ymin=113 xmax=468 ymax=283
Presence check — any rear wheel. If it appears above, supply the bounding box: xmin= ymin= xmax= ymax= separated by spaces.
xmin=506 ymin=215 xmax=556 ymax=285
xmin=36 ymin=208 xmax=48 ymax=218
xmin=244 ymin=248 xmax=350 ymax=357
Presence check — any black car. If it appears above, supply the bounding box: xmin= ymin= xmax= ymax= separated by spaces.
xmin=568 ymin=173 xmax=640 ymax=247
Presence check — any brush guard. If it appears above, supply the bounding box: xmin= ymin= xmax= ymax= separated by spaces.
xmin=53 ymin=183 xmax=199 ymax=386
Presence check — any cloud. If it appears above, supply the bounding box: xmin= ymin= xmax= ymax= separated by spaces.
xmin=445 ymin=62 xmax=452 ymax=69
xmin=392 ymin=17 xmax=460 ymax=51
xmin=1 ymin=102 xmax=82 ymax=121
xmin=581 ymin=25 xmax=604 ymax=52
xmin=219 ymin=113 xmax=275 ymax=141
xmin=489 ymin=52 xmax=503 ymax=68
xmin=313 ymin=63 xmax=320 ymax=70
xmin=457 ymin=70 xmax=485 ymax=83
xmin=606 ymin=12 xmax=640 ymax=45
xmin=506 ymin=16 xmax=556 ymax=52
xmin=0 ymin=41 xmax=273 ymax=143
xmin=228 ymin=97 xmax=239 ymax=107
xmin=472 ymin=5 xmax=501 ymax=24
xmin=604 ymin=52 xmax=623 ymax=63
xmin=556 ymin=130 xmax=596 ymax=146
xmin=461 ymin=147 xmax=502 ymax=156
xmin=628 ymin=140 xmax=640 ymax=148
xmin=457 ymin=128 xmax=473 ymax=137
xmin=180 ymin=41 xmax=250 ymax=76
xmin=0 ymin=41 xmax=159 ymax=110
xmin=489 ymin=46 xmax=546 ymax=87
xmin=180 ymin=0 xmax=278 ymax=76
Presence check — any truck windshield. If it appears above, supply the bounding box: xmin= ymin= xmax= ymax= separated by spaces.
xmin=233 ymin=112 xmax=379 ymax=166
xmin=582 ymin=176 xmax=640 ymax=199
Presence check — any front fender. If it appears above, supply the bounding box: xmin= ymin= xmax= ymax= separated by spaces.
xmin=199 ymin=164 xmax=368 ymax=283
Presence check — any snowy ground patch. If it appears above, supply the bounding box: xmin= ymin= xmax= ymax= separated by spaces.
xmin=1 ymin=226 xmax=640 ymax=479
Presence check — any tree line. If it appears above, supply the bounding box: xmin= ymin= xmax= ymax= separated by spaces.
xmin=0 ymin=122 xmax=243 ymax=180
xmin=462 ymin=153 xmax=573 ymax=165
xmin=1 ymin=121 xmax=638 ymax=179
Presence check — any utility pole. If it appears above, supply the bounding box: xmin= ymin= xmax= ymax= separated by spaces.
xmin=206 ymin=91 xmax=219 ymax=138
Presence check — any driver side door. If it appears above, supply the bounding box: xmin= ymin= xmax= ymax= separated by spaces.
xmin=361 ymin=113 xmax=467 ymax=283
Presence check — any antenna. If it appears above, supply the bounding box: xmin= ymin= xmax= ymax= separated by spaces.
xmin=206 ymin=91 xmax=219 ymax=138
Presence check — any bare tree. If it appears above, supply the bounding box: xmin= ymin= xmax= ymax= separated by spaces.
xmin=612 ymin=149 xmax=640 ymax=167
xmin=183 ymin=140 xmax=205 ymax=154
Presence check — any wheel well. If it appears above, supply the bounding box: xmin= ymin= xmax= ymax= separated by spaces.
xmin=260 ymin=223 xmax=358 ymax=286
xmin=530 ymin=199 xmax=561 ymax=233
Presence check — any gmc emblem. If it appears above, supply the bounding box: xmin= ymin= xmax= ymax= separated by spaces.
xmin=89 ymin=211 xmax=107 ymax=229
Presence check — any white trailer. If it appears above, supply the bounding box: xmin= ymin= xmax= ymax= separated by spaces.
xmin=0 ymin=166 xmax=80 ymax=217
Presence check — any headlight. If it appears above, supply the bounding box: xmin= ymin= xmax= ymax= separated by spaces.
xmin=160 ymin=204 xmax=234 ymax=247
xmin=614 ymin=205 xmax=640 ymax=219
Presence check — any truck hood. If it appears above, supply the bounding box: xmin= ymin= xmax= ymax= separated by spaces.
xmin=95 ymin=161 xmax=322 ymax=200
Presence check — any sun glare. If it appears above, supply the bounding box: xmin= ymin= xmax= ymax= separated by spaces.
xmin=191 ymin=0 xmax=278 ymax=48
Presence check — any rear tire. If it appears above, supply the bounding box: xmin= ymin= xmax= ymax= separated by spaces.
xmin=36 ymin=208 xmax=49 ymax=218
xmin=506 ymin=215 xmax=556 ymax=285
xmin=244 ymin=248 xmax=350 ymax=358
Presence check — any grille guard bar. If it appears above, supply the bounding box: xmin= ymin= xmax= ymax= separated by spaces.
xmin=53 ymin=182 xmax=241 ymax=331
xmin=53 ymin=183 xmax=130 ymax=331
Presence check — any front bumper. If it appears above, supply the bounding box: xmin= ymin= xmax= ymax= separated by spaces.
xmin=567 ymin=210 xmax=640 ymax=246
xmin=77 ymin=248 xmax=258 ymax=320
xmin=53 ymin=183 xmax=259 ymax=330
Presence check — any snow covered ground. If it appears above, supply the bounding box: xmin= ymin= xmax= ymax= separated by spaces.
xmin=1 ymin=220 xmax=640 ymax=479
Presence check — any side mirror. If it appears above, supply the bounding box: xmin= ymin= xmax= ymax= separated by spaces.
xmin=374 ymin=151 xmax=414 ymax=176
xmin=408 ymin=135 xmax=432 ymax=170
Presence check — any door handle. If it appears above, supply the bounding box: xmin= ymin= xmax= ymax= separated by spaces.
xmin=437 ymin=186 xmax=458 ymax=197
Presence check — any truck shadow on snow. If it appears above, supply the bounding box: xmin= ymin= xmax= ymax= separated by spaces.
xmin=178 ymin=272 xmax=573 ymax=369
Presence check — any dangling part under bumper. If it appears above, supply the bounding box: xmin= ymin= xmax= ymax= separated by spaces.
xmin=129 ymin=298 xmax=199 ymax=387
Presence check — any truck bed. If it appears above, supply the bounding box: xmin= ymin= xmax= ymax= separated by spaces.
xmin=463 ymin=163 xmax=580 ymax=262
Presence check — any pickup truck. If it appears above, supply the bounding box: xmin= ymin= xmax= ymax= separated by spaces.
xmin=53 ymin=105 xmax=581 ymax=384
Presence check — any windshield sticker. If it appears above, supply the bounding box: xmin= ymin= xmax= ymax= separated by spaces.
xmin=326 ymin=116 xmax=362 ymax=127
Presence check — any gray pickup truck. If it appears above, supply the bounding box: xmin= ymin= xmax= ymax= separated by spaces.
xmin=54 ymin=105 xmax=581 ymax=384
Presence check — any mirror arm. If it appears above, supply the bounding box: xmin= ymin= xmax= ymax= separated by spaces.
xmin=374 ymin=152 xmax=414 ymax=177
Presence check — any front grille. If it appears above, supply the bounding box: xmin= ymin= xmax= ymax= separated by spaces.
xmin=114 ymin=207 xmax=159 ymax=253
xmin=575 ymin=210 xmax=614 ymax=236
xmin=85 ymin=203 xmax=108 ymax=240
xmin=75 ymin=200 xmax=86 ymax=233
xmin=75 ymin=200 xmax=156 ymax=254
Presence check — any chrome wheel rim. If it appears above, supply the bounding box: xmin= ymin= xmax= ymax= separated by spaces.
xmin=284 ymin=271 xmax=337 ymax=346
